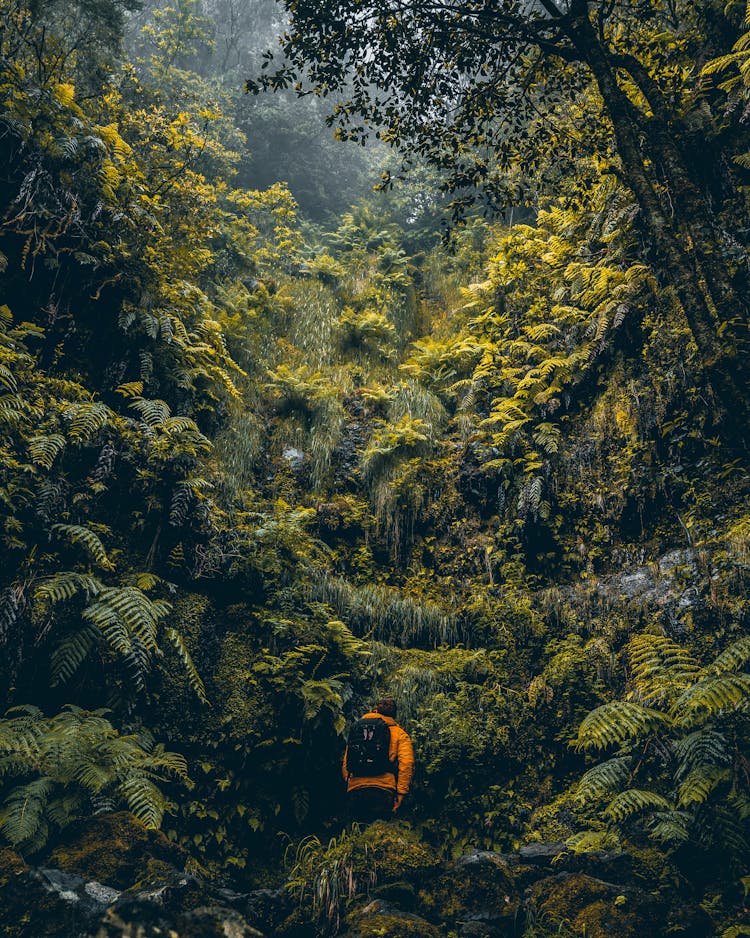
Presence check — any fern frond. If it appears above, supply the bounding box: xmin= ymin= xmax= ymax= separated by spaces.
xmin=576 ymin=701 xmax=669 ymax=750
xmin=28 ymin=434 xmax=66 ymax=469
xmin=647 ymin=810 xmax=691 ymax=845
xmin=50 ymin=623 xmax=101 ymax=685
xmin=673 ymin=673 xmax=750 ymax=726
xmin=0 ymin=777 xmax=53 ymax=846
xmin=605 ymin=788 xmax=672 ymax=822
xmin=63 ymin=402 xmax=113 ymax=443
xmin=576 ymin=756 xmax=631 ymax=802
xmin=51 ymin=524 xmax=114 ymax=571
xmin=708 ymin=637 xmax=750 ymax=675
xmin=34 ymin=572 xmax=102 ymax=605
xmin=117 ymin=775 xmax=166 ymax=829
xmin=677 ymin=766 xmax=730 ymax=807
xmin=165 ymin=628 xmax=209 ymax=705
xmin=628 ymin=634 xmax=699 ymax=705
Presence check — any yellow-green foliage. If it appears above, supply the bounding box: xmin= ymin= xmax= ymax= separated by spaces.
xmin=0 ymin=706 xmax=188 ymax=851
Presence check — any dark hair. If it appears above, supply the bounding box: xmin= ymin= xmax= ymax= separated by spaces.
xmin=375 ymin=697 xmax=397 ymax=717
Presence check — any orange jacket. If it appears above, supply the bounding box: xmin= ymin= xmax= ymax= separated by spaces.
xmin=342 ymin=713 xmax=415 ymax=797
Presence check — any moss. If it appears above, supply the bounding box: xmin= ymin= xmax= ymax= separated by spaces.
xmin=529 ymin=872 xmax=664 ymax=938
xmin=0 ymin=849 xmax=28 ymax=889
xmin=357 ymin=822 xmax=441 ymax=882
xmin=419 ymin=853 xmax=519 ymax=926
xmin=47 ymin=812 xmax=192 ymax=890
xmin=345 ymin=901 xmax=441 ymax=938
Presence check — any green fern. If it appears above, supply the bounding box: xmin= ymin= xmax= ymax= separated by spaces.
xmin=708 ymin=636 xmax=750 ymax=675
xmin=628 ymin=634 xmax=700 ymax=705
xmin=576 ymin=756 xmax=631 ymax=803
xmin=51 ymin=524 xmax=114 ymax=571
xmin=0 ymin=777 xmax=53 ymax=849
xmin=165 ymin=627 xmax=209 ymax=705
xmin=677 ymin=766 xmax=731 ymax=807
xmin=28 ymin=434 xmax=66 ymax=469
xmin=50 ymin=623 xmax=101 ymax=685
xmin=576 ymin=700 xmax=668 ymax=751
xmin=0 ymin=706 xmax=188 ymax=848
xmin=34 ymin=572 xmax=102 ymax=605
xmin=605 ymin=788 xmax=673 ymax=822
xmin=673 ymin=673 xmax=750 ymax=726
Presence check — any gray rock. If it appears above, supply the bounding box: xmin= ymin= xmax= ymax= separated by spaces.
xmin=454 ymin=850 xmax=517 ymax=870
xmin=518 ymin=843 xmax=567 ymax=865
xmin=282 ymin=447 xmax=306 ymax=470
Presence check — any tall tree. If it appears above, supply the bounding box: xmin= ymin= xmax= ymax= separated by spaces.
xmin=250 ymin=0 xmax=750 ymax=413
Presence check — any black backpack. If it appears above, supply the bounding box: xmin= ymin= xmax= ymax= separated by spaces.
xmin=346 ymin=716 xmax=393 ymax=777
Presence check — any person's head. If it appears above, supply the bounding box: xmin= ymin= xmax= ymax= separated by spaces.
xmin=375 ymin=697 xmax=397 ymax=718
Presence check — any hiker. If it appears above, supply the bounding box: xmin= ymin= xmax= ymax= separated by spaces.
xmin=342 ymin=697 xmax=414 ymax=822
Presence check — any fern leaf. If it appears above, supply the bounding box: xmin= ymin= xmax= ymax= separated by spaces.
xmin=165 ymin=628 xmax=209 ymax=705
xmin=576 ymin=701 xmax=669 ymax=750
xmin=677 ymin=766 xmax=730 ymax=807
xmin=0 ymin=777 xmax=53 ymax=846
xmin=50 ymin=623 xmax=100 ymax=685
xmin=34 ymin=572 xmax=102 ymax=605
xmin=576 ymin=756 xmax=631 ymax=803
xmin=51 ymin=524 xmax=114 ymax=571
xmin=29 ymin=434 xmax=66 ymax=469
xmin=673 ymin=673 xmax=750 ymax=726
xmin=708 ymin=637 xmax=750 ymax=675
xmin=117 ymin=775 xmax=166 ymax=829
xmin=605 ymin=788 xmax=672 ymax=822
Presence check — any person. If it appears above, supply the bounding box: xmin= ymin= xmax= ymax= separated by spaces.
xmin=342 ymin=697 xmax=414 ymax=822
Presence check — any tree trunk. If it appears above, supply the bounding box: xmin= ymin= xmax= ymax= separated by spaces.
xmin=567 ymin=12 xmax=748 ymax=416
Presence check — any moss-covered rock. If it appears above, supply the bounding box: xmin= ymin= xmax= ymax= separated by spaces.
xmin=419 ymin=850 xmax=520 ymax=937
xmin=528 ymin=871 xmax=665 ymax=938
xmin=343 ymin=899 xmax=441 ymax=938
xmin=0 ymin=849 xmax=28 ymax=889
xmin=47 ymin=811 xmax=192 ymax=889
xmin=358 ymin=822 xmax=441 ymax=882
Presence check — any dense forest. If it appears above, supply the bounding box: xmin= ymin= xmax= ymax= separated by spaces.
xmin=1 ymin=0 xmax=750 ymax=935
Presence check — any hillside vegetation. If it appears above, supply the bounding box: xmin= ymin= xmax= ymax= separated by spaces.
xmin=1 ymin=1 xmax=750 ymax=936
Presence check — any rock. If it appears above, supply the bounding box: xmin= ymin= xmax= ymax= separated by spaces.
xmin=526 ymin=872 xmax=666 ymax=938
xmin=238 ymin=886 xmax=293 ymax=931
xmin=455 ymin=850 xmax=519 ymax=871
xmin=344 ymin=900 xmax=440 ymax=938
xmin=0 ymin=863 xmax=113 ymax=937
xmin=518 ymin=843 xmax=567 ymax=865
xmin=420 ymin=850 xmax=520 ymax=938
xmin=47 ymin=812 xmax=191 ymax=889
xmin=658 ymin=549 xmax=696 ymax=574
xmin=357 ymin=821 xmax=441 ymax=882
xmin=282 ymin=447 xmax=306 ymax=470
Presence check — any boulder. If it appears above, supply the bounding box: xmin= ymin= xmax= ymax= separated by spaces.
xmin=420 ymin=850 xmax=520 ymax=938
xmin=343 ymin=899 xmax=441 ymax=938
xmin=527 ymin=871 xmax=666 ymax=938
xmin=47 ymin=812 xmax=191 ymax=889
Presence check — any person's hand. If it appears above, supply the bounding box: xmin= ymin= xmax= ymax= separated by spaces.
xmin=393 ymin=794 xmax=404 ymax=813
